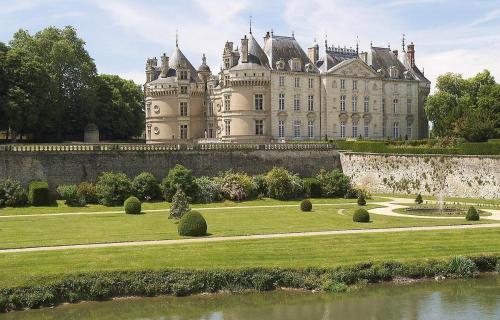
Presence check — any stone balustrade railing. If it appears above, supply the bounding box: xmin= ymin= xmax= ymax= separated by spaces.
xmin=0 ymin=143 xmax=336 ymax=152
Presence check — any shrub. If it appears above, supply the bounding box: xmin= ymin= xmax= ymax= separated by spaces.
xmin=28 ymin=181 xmax=50 ymax=206
xmin=76 ymin=182 xmax=98 ymax=204
xmin=317 ymin=169 xmax=352 ymax=198
xmin=0 ymin=179 xmax=27 ymax=207
xmin=178 ymin=211 xmax=207 ymax=236
xmin=300 ymin=199 xmax=312 ymax=212
xmin=265 ymin=167 xmax=294 ymax=200
xmin=415 ymin=193 xmax=423 ymax=204
xmin=303 ymin=177 xmax=322 ymax=198
xmin=447 ymin=256 xmax=477 ymax=277
xmin=217 ymin=171 xmax=256 ymax=201
xmin=95 ymin=172 xmax=132 ymax=206
xmin=193 ymin=177 xmax=222 ymax=204
xmin=357 ymin=193 xmax=366 ymax=206
xmin=466 ymin=206 xmax=479 ymax=221
xmin=161 ymin=165 xmax=197 ymax=202
xmin=169 ymin=186 xmax=191 ymax=219
xmin=353 ymin=208 xmax=370 ymax=222
xmin=132 ymin=172 xmax=161 ymax=201
xmin=124 ymin=196 xmax=141 ymax=214
xmin=253 ymin=175 xmax=268 ymax=196
xmin=56 ymin=184 xmax=85 ymax=207
xmin=290 ymin=174 xmax=304 ymax=199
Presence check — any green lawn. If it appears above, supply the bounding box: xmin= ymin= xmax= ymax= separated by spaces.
xmin=1 ymin=227 xmax=498 ymax=288
xmin=0 ymin=202 xmax=491 ymax=250
xmin=393 ymin=206 xmax=492 ymax=217
xmin=375 ymin=193 xmax=500 ymax=206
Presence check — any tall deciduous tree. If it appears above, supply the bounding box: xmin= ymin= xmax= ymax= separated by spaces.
xmin=425 ymin=70 xmax=499 ymax=142
xmin=0 ymin=42 xmax=9 ymax=135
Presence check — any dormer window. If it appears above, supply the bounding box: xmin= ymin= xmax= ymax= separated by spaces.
xmin=289 ymin=58 xmax=301 ymax=72
xmin=276 ymin=59 xmax=285 ymax=70
xmin=179 ymin=70 xmax=188 ymax=80
xmin=389 ymin=66 xmax=399 ymax=79
xmin=305 ymin=63 xmax=314 ymax=73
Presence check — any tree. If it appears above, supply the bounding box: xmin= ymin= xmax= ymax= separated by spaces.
xmin=161 ymin=165 xmax=198 ymax=201
xmin=9 ymin=26 xmax=98 ymax=140
xmin=415 ymin=193 xmax=423 ymax=205
xmin=94 ymin=74 xmax=144 ymax=140
xmin=169 ymin=186 xmax=191 ymax=219
xmin=425 ymin=70 xmax=499 ymax=142
xmin=0 ymin=42 xmax=10 ymax=136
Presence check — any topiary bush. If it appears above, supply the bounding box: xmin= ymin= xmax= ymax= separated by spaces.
xmin=76 ymin=182 xmax=98 ymax=204
xmin=0 ymin=179 xmax=28 ymax=207
xmin=415 ymin=193 xmax=423 ymax=204
xmin=95 ymin=172 xmax=132 ymax=206
xmin=124 ymin=196 xmax=141 ymax=214
xmin=466 ymin=206 xmax=479 ymax=221
xmin=178 ymin=211 xmax=207 ymax=236
xmin=169 ymin=186 xmax=191 ymax=219
xmin=57 ymin=184 xmax=85 ymax=207
xmin=357 ymin=193 xmax=366 ymax=206
xmin=303 ymin=177 xmax=322 ymax=198
xmin=132 ymin=172 xmax=161 ymax=201
xmin=28 ymin=181 xmax=50 ymax=206
xmin=193 ymin=176 xmax=222 ymax=204
xmin=353 ymin=208 xmax=370 ymax=223
xmin=300 ymin=199 xmax=312 ymax=212
xmin=161 ymin=165 xmax=198 ymax=202
xmin=317 ymin=169 xmax=352 ymax=198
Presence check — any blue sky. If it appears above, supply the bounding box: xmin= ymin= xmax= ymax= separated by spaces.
xmin=1 ymin=0 xmax=500 ymax=90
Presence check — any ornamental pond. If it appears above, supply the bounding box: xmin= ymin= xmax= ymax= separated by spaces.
xmin=2 ymin=275 xmax=499 ymax=320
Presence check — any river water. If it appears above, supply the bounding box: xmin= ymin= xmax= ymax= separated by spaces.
xmin=2 ymin=275 xmax=499 ymax=320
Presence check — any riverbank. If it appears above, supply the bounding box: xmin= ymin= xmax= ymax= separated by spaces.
xmin=1 ymin=255 xmax=498 ymax=313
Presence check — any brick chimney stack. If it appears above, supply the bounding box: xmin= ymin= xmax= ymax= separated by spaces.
xmin=241 ymin=35 xmax=249 ymax=63
xmin=308 ymin=43 xmax=319 ymax=63
xmin=407 ymin=42 xmax=415 ymax=68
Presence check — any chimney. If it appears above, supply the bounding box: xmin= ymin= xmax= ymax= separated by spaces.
xmin=392 ymin=49 xmax=398 ymax=57
xmin=359 ymin=52 xmax=368 ymax=63
xmin=308 ymin=44 xmax=319 ymax=63
xmin=407 ymin=42 xmax=415 ymax=68
xmin=160 ymin=53 xmax=169 ymax=77
xmin=241 ymin=35 xmax=249 ymax=63
xmin=264 ymin=31 xmax=271 ymax=46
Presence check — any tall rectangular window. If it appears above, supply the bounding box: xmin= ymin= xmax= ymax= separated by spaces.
xmin=180 ymin=125 xmax=188 ymax=139
xmin=353 ymin=80 xmax=358 ymax=90
xmin=352 ymin=121 xmax=358 ymax=137
xmin=308 ymin=95 xmax=314 ymax=111
xmin=278 ymin=120 xmax=285 ymax=138
xmin=352 ymin=96 xmax=358 ymax=112
xmin=340 ymin=95 xmax=346 ymax=112
xmin=393 ymin=122 xmax=399 ymax=139
xmin=146 ymin=104 xmax=151 ymax=117
xmin=393 ymin=98 xmax=398 ymax=114
xmin=293 ymin=120 xmax=301 ymax=138
xmin=364 ymin=124 xmax=369 ymax=138
xmin=340 ymin=121 xmax=346 ymax=138
xmin=364 ymin=96 xmax=369 ymax=113
xmin=308 ymin=120 xmax=314 ymax=138
xmin=208 ymin=123 xmax=214 ymax=138
xmin=407 ymin=99 xmax=412 ymax=114
xmin=224 ymin=120 xmax=231 ymax=136
xmin=340 ymin=79 xmax=346 ymax=89
xmin=382 ymin=98 xmax=386 ymax=113
xmin=382 ymin=121 xmax=386 ymax=138
xmin=179 ymin=71 xmax=188 ymax=80
xmin=255 ymin=120 xmax=264 ymax=135
xmin=294 ymin=77 xmax=300 ymax=88
xmin=255 ymin=94 xmax=263 ymax=110
xmin=279 ymin=76 xmax=285 ymax=87
xmin=180 ymin=86 xmax=188 ymax=94
xmin=308 ymin=78 xmax=313 ymax=89
xmin=278 ymin=93 xmax=285 ymax=111
xmin=180 ymin=102 xmax=188 ymax=116
xmin=407 ymin=120 xmax=412 ymax=138
xmin=294 ymin=95 xmax=300 ymax=111
xmin=224 ymin=95 xmax=231 ymax=111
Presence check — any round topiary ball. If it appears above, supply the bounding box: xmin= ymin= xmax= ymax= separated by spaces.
xmin=353 ymin=208 xmax=370 ymax=223
xmin=178 ymin=211 xmax=207 ymax=236
xmin=357 ymin=194 xmax=366 ymax=206
xmin=124 ymin=196 xmax=141 ymax=214
xmin=301 ymin=199 xmax=312 ymax=212
xmin=466 ymin=206 xmax=479 ymax=221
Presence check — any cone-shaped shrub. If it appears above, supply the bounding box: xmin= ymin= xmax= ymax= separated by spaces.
xmin=178 ymin=211 xmax=207 ymax=236
xmin=466 ymin=206 xmax=479 ymax=221
xmin=415 ymin=193 xmax=423 ymax=204
xmin=124 ymin=196 xmax=141 ymax=214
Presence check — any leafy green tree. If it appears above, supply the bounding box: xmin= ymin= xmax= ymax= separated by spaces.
xmin=425 ymin=70 xmax=499 ymax=141
xmin=94 ymin=74 xmax=144 ymax=140
xmin=0 ymin=42 xmax=9 ymax=135
xmin=161 ymin=165 xmax=198 ymax=201
xmin=169 ymin=186 xmax=191 ymax=219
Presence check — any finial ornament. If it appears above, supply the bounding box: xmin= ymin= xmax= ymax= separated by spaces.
xmin=175 ymin=29 xmax=179 ymax=47
xmin=370 ymin=40 xmax=373 ymax=48
xmin=202 ymin=53 xmax=206 ymax=65
xmin=325 ymin=33 xmax=328 ymax=49
xmin=402 ymin=33 xmax=406 ymax=52
xmin=249 ymin=15 xmax=252 ymax=34
xmin=388 ymin=42 xmax=391 ymax=49
xmin=292 ymin=31 xmax=295 ymax=38
xmin=356 ymin=35 xmax=359 ymax=54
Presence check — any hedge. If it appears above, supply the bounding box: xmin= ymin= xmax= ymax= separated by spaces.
xmin=0 ymin=255 xmax=497 ymax=312
xmin=28 ymin=181 xmax=50 ymax=206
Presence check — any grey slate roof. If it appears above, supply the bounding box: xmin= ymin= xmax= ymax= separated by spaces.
xmin=367 ymin=47 xmax=411 ymax=80
xmin=235 ymin=33 xmax=269 ymax=68
xmin=263 ymin=35 xmax=318 ymax=72
xmin=169 ymin=46 xmax=198 ymax=81
xmin=316 ymin=46 xmax=358 ymax=72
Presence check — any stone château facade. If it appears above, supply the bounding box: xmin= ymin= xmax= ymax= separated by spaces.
xmin=144 ymin=29 xmax=430 ymax=143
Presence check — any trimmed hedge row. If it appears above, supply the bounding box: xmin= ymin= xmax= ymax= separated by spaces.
xmin=0 ymin=255 xmax=497 ymax=312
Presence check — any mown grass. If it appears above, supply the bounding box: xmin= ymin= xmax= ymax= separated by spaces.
xmin=0 ymin=202 xmax=490 ymax=250
xmin=375 ymin=193 xmax=500 ymax=206
xmin=0 ymin=227 xmax=498 ymax=288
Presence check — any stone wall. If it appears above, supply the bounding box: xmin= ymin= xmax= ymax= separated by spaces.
xmin=340 ymin=152 xmax=500 ymax=199
xmin=0 ymin=150 xmax=341 ymax=189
